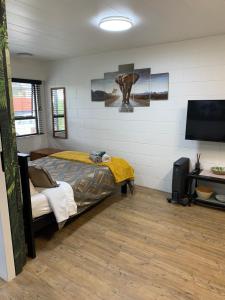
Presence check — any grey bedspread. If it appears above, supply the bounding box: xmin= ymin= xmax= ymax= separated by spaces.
xmin=29 ymin=156 xmax=117 ymax=207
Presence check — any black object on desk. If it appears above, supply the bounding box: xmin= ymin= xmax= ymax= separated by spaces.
xmin=167 ymin=157 xmax=190 ymax=206
xmin=187 ymin=170 xmax=225 ymax=209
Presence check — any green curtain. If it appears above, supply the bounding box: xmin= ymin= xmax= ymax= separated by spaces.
xmin=0 ymin=0 xmax=26 ymax=274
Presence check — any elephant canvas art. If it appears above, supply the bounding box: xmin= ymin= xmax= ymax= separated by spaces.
xmin=91 ymin=63 xmax=169 ymax=112
xmin=104 ymin=65 xmax=151 ymax=111
xmin=115 ymin=73 xmax=139 ymax=104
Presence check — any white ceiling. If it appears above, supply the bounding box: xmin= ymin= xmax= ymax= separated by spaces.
xmin=6 ymin=0 xmax=225 ymax=61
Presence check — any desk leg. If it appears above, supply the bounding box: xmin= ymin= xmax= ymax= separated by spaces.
xmin=187 ymin=178 xmax=193 ymax=206
xmin=121 ymin=182 xmax=128 ymax=194
xmin=193 ymin=178 xmax=198 ymax=204
xmin=195 ymin=178 xmax=198 ymax=189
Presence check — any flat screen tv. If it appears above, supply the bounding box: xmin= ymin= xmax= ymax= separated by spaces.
xmin=185 ymin=100 xmax=225 ymax=142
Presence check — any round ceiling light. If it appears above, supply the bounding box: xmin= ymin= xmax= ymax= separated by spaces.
xmin=99 ymin=16 xmax=133 ymax=32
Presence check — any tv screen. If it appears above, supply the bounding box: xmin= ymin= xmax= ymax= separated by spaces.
xmin=185 ymin=100 xmax=225 ymax=142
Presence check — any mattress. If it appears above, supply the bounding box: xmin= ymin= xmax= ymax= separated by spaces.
xmin=31 ymin=193 xmax=52 ymax=219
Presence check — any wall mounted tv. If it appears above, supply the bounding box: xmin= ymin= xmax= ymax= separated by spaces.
xmin=185 ymin=100 xmax=225 ymax=143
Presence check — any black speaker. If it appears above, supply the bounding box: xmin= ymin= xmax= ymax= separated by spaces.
xmin=168 ymin=157 xmax=190 ymax=205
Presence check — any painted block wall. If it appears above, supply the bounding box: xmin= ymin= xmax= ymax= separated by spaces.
xmin=46 ymin=35 xmax=225 ymax=192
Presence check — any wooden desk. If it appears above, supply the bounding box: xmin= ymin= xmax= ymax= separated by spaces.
xmin=30 ymin=148 xmax=64 ymax=161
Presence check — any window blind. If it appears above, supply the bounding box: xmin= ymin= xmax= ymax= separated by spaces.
xmin=12 ymin=78 xmax=43 ymax=137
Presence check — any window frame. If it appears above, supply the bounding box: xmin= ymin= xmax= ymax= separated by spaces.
xmin=12 ymin=78 xmax=43 ymax=138
xmin=51 ymin=87 xmax=68 ymax=139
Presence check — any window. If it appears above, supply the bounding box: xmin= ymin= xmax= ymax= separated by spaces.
xmin=51 ymin=87 xmax=68 ymax=139
xmin=12 ymin=78 xmax=43 ymax=137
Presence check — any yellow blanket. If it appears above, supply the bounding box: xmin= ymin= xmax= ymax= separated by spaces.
xmin=50 ymin=151 xmax=134 ymax=184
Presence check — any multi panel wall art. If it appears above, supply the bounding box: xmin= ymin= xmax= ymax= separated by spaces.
xmin=91 ymin=63 xmax=169 ymax=112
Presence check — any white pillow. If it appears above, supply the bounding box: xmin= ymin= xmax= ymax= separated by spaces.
xmin=29 ymin=179 xmax=38 ymax=196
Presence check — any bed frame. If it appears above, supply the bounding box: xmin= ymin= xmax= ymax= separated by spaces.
xmin=18 ymin=153 xmax=130 ymax=259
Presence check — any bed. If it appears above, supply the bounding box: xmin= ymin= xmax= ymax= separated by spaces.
xmin=18 ymin=153 xmax=133 ymax=258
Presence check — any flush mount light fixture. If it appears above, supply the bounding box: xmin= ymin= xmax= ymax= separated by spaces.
xmin=99 ymin=16 xmax=133 ymax=32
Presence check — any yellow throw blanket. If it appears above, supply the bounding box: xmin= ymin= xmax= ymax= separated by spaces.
xmin=50 ymin=151 xmax=134 ymax=184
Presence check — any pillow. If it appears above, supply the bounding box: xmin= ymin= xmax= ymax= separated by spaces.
xmin=28 ymin=165 xmax=59 ymax=188
xmin=29 ymin=179 xmax=38 ymax=196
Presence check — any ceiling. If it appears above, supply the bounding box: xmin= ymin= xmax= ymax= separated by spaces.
xmin=6 ymin=0 xmax=225 ymax=61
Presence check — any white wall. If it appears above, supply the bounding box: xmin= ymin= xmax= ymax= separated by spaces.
xmin=46 ymin=35 xmax=225 ymax=192
xmin=10 ymin=56 xmax=49 ymax=153
xmin=0 ymin=139 xmax=15 ymax=281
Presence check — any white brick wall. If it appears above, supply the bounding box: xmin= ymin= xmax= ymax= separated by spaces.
xmin=44 ymin=35 xmax=225 ymax=192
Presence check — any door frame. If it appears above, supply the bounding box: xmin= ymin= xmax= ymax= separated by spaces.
xmin=0 ymin=0 xmax=26 ymax=277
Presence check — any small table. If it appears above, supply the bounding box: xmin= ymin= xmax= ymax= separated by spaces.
xmin=30 ymin=148 xmax=64 ymax=161
xmin=187 ymin=170 xmax=225 ymax=209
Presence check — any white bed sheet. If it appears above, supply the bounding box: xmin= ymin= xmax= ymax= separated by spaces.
xmin=37 ymin=182 xmax=77 ymax=224
xmin=31 ymin=193 xmax=52 ymax=219
xmin=31 ymin=182 xmax=77 ymax=221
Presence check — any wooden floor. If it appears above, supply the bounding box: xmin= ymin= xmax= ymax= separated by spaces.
xmin=1 ymin=187 xmax=225 ymax=300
